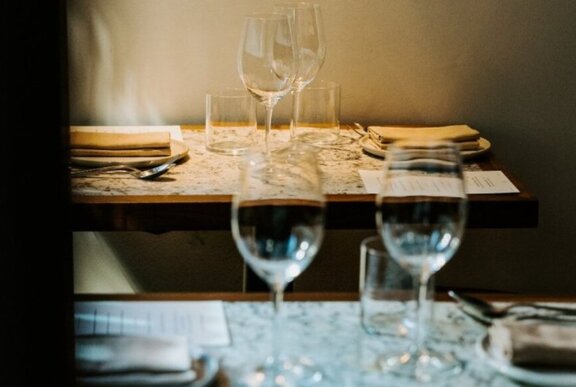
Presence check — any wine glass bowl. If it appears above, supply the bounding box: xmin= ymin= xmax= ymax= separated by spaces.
xmin=231 ymin=142 xmax=326 ymax=385
xmin=375 ymin=139 xmax=467 ymax=382
xmin=273 ymin=2 xmax=326 ymax=93
xmin=233 ymin=150 xmax=325 ymax=290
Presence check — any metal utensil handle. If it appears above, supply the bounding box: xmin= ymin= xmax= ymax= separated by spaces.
xmin=70 ymin=165 xmax=137 ymax=176
xmin=513 ymin=303 xmax=576 ymax=315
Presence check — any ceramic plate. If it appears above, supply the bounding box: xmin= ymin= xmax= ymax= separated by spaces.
xmin=359 ymin=136 xmax=491 ymax=160
xmin=70 ymin=139 xmax=189 ymax=168
xmin=476 ymin=334 xmax=576 ymax=386
xmin=192 ymin=352 xmax=219 ymax=387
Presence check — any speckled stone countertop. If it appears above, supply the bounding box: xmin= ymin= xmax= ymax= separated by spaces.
xmin=71 ymin=128 xmax=483 ymax=198
xmin=71 ymin=129 xmax=383 ymax=197
xmin=208 ymin=301 xmax=530 ymax=386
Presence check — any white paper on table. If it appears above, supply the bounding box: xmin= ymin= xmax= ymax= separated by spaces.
xmin=74 ymin=301 xmax=230 ymax=347
xmin=70 ymin=125 xmax=183 ymax=142
xmin=463 ymin=170 xmax=520 ymax=194
xmin=359 ymin=170 xmax=519 ymax=195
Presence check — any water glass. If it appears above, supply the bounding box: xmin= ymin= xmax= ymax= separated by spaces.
xmin=360 ymin=236 xmax=415 ymax=337
xmin=205 ymin=88 xmax=257 ymax=155
xmin=291 ymin=79 xmax=340 ymax=145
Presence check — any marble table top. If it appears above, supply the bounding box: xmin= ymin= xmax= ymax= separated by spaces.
xmin=71 ymin=128 xmax=481 ymax=198
xmin=207 ymin=300 xmax=541 ymax=387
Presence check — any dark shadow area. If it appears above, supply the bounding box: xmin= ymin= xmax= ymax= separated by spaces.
xmin=0 ymin=1 xmax=73 ymax=384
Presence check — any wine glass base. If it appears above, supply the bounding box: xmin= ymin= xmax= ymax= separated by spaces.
xmin=377 ymin=348 xmax=462 ymax=383
xmin=293 ymin=132 xmax=340 ymax=146
xmin=238 ymin=355 xmax=326 ymax=387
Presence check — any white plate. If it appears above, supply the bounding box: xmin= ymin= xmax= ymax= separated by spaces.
xmin=192 ymin=352 xmax=219 ymax=387
xmin=70 ymin=139 xmax=189 ymax=167
xmin=476 ymin=334 xmax=576 ymax=386
xmin=359 ymin=135 xmax=491 ymax=160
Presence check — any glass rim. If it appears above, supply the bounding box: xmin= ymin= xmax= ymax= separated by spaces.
xmin=361 ymin=235 xmax=389 ymax=257
xmin=206 ymin=88 xmax=252 ymax=98
xmin=244 ymin=12 xmax=291 ymax=20
xmin=304 ymin=79 xmax=339 ymax=90
xmin=274 ymin=2 xmax=322 ymax=11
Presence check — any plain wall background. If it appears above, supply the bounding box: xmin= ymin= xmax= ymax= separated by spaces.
xmin=68 ymin=0 xmax=576 ymax=294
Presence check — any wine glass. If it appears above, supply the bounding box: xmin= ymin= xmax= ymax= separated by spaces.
xmin=375 ymin=140 xmax=467 ymax=382
xmin=273 ymin=2 xmax=325 ymax=93
xmin=231 ymin=142 xmax=326 ymax=386
xmin=238 ymin=13 xmax=296 ymax=153
xmin=272 ymin=2 xmax=326 ymax=141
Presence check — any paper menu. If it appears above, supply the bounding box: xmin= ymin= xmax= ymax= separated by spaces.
xmin=70 ymin=125 xmax=184 ymax=142
xmin=359 ymin=170 xmax=520 ymax=195
xmin=464 ymin=170 xmax=520 ymax=194
xmin=372 ymin=174 xmax=467 ymax=198
xmin=74 ymin=301 xmax=230 ymax=347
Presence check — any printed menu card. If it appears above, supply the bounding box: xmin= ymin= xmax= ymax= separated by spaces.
xmin=75 ymin=301 xmax=230 ymax=346
xmin=359 ymin=170 xmax=520 ymax=195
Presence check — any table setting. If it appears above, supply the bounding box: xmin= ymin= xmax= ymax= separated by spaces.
xmin=69 ymin=2 xmax=555 ymax=385
xmin=67 ymin=0 xmax=499 ymax=191
xmin=69 ymin=125 xmax=189 ymax=168
xmin=358 ymin=124 xmax=492 ymax=160
xmin=73 ymin=293 xmax=576 ymax=386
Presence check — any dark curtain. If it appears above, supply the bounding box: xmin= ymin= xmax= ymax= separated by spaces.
xmin=0 ymin=1 xmax=73 ymax=384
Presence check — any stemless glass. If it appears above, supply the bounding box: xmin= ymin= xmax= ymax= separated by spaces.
xmin=375 ymin=140 xmax=467 ymax=382
xmin=238 ymin=13 xmax=296 ymax=152
xmin=272 ymin=2 xmax=326 ymax=141
xmin=231 ymin=142 xmax=327 ymax=386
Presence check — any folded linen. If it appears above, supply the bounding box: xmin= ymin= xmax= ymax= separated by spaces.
xmin=75 ymin=335 xmax=196 ymax=385
xmin=70 ymin=131 xmax=172 ymax=157
xmin=488 ymin=318 xmax=576 ymax=368
xmin=367 ymin=125 xmax=480 ymax=145
xmin=369 ymin=138 xmax=480 ymax=151
xmin=76 ymin=370 xmax=197 ymax=385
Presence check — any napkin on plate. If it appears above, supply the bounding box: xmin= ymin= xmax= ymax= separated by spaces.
xmin=70 ymin=131 xmax=172 ymax=157
xmin=488 ymin=318 xmax=576 ymax=368
xmin=75 ymin=335 xmax=196 ymax=385
xmin=367 ymin=124 xmax=481 ymax=151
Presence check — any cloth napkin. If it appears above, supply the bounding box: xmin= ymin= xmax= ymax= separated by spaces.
xmin=367 ymin=124 xmax=481 ymax=150
xmin=70 ymin=131 xmax=172 ymax=157
xmin=488 ymin=318 xmax=576 ymax=368
xmin=75 ymin=335 xmax=196 ymax=385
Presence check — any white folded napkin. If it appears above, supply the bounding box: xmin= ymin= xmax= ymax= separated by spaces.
xmin=70 ymin=131 xmax=172 ymax=157
xmin=488 ymin=318 xmax=576 ymax=368
xmin=367 ymin=124 xmax=481 ymax=150
xmin=77 ymin=370 xmax=197 ymax=385
xmin=75 ymin=335 xmax=196 ymax=385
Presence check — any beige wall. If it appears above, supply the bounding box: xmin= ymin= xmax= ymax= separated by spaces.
xmin=69 ymin=0 xmax=576 ymax=294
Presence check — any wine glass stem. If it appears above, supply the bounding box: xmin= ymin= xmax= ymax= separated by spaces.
xmin=290 ymin=90 xmax=301 ymax=140
xmin=264 ymin=104 xmax=274 ymax=153
xmin=413 ymin=275 xmax=432 ymax=353
xmin=272 ymin=288 xmax=285 ymax=362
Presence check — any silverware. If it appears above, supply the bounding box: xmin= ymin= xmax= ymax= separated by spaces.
xmin=71 ymin=162 xmax=176 ymax=180
xmin=352 ymin=122 xmax=367 ymax=137
xmin=448 ymin=290 xmax=576 ymax=324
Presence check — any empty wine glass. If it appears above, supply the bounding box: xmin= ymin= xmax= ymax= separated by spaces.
xmin=231 ymin=142 xmax=327 ymax=386
xmin=272 ymin=2 xmax=326 ymax=142
xmin=375 ymin=140 xmax=467 ymax=382
xmin=273 ymin=2 xmax=325 ymax=93
xmin=238 ymin=13 xmax=296 ymax=152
